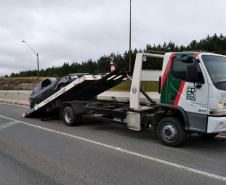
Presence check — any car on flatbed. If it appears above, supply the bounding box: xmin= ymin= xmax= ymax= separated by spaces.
xmin=29 ymin=73 xmax=88 ymax=108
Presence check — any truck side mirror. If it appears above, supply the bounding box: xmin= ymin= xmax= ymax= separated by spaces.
xmin=186 ymin=64 xmax=197 ymax=82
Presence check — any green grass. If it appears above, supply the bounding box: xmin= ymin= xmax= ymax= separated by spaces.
xmin=0 ymin=77 xmax=45 ymax=84
xmin=109 ymin=78 xmax=159 ymax=92
xmin=0 ymin=77 xmax=159 ymax=92
xmin=0 ymin=77 xmax=44 ymax=90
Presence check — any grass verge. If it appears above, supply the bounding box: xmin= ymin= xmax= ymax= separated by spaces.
xmin=109 ymin=78 xmax=159 ymax=92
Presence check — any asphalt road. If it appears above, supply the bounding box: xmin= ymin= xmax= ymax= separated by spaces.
xmin=0 ymin=103 xmax=226 ymax=185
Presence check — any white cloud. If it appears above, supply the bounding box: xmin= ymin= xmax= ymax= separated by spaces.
xmin=0 ymin=0 xmax=226 ymax=76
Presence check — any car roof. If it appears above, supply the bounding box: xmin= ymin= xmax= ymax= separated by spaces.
xmin=68 ymin=73 xmax=89 ymax=76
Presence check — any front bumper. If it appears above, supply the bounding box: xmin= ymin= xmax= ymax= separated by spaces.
xmin=207 ymin=116 xmax=226 ymax=133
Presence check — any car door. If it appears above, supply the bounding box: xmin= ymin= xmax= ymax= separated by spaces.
xmin=40 ymin=79 xmax=56 ymax=100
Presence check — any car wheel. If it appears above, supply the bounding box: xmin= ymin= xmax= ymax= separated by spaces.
xmin=57 ymin=84 xmax=65 ymax=91
xmin=30 ymin=103 xmax=37 ymax=108
xmin=157 ymin=117 xmax=187 ymax=147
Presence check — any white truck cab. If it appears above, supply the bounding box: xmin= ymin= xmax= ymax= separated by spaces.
xmin=129 ymin=51 xmax=226 ymax=146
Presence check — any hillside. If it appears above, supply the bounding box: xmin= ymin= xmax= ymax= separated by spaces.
xmin=0 ymin=77 xmax=159 ymax=92
xmin=0 ymin=77 xmax=45 ymax=90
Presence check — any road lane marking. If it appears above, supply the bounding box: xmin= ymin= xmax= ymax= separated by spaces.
xmin=0 ymin=115 xmax=226 ymax=182
xmin=0 ymin=120 xmax=20 ymax=130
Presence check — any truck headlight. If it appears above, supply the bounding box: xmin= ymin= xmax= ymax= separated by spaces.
xmin=209 ymin=110 xmax=226 ymax=116
xmin=218 ymin=102 xmax=223 ymax=109
xmin=209 ymin=102 xmax=226 ymax=116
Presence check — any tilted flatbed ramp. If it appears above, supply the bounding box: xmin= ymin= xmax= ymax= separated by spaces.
xmin=22 ymin=66 xmax=127 ymax=118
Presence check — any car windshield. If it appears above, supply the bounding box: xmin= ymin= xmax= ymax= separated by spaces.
xmin=49 ymin=78 xmax=57 ymax=82
xmin=202 ymin=55 xmax=226 ymax=83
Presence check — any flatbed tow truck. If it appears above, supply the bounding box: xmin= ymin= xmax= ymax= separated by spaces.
xmin=22 ymin=51 xmax=226 ymax=147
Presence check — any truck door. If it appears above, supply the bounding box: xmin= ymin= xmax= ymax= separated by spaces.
xmin=160 ymin=53 xmax=209 ymax=132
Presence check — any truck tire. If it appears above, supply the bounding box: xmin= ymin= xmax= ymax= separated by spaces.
xmin=198 ymin=133 xmax=219 ymax=138
xmin=63 ymin=106 xmax=80 ymax=126
xmin=157 ymin=117 xmax=187 ymax=147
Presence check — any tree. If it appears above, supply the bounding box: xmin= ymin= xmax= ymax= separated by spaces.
xmin=10 ymin=33 xmax=226 ymax=77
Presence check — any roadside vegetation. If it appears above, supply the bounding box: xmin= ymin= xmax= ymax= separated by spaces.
xmin=0 ymin=77 xmax=45 ymax=90
xmin=8 ymin=33 xmax=226 ymax=78
xmin=1 ymin=33 xmax=225 ymax=91
xmin=110 ymin=78 xmax=159 ymax=92
xmin=0 ymin=76 xmax=159 ymax=91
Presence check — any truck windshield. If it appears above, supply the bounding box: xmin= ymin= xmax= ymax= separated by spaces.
xmin=202 ymin=55 xmax=226 ymax=83
xmin=202 ymin=55 xmax=226 ymax=90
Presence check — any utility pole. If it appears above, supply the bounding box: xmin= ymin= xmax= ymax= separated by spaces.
xmin=22 ymin=41 xmax=40 ymax=80
xmin=129 ymin=0 xmax=132 ymax=72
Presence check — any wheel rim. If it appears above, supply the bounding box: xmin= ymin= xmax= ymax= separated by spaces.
xmin=162 ymin=124 xmax=177 ymax=141
xmin=65 ymin=111 xmax=72 ymax=123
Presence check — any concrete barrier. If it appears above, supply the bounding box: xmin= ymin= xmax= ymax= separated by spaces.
xmin=0 ymin=90 xmax=31 ymax=106
xmin=97 ymin=91 xmax=160 ymax=103
xmin=0 ymin=90 xmax=160 ymax=106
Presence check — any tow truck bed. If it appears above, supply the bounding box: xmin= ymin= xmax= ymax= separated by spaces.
xmin=22 ymin=65 xmax=127 ymax=118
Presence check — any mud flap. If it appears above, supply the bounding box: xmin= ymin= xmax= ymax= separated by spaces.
xmin=126 ymin=111 xmax=141 ymax=131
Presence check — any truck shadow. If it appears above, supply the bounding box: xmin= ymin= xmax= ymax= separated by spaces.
xmin=81 ymin=120 xmax=158 ymax=139
xmin=81 ymin=121 xmax=226 ymax=150
xmin=34 ymin=117 xmax=226 ymax=150
xmin=185 ymin=134 xmax=226 ymax=150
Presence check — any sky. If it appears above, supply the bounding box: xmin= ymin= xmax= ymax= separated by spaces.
xmin=1 ymin=0 xmax=226 ymax=76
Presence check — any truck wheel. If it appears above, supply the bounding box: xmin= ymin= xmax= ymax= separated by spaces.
xmin=63 ymin=106 xmax=80 ymax=126
xmin=198 ymin=133 xmax=219 ymax=138
xmin=157 ymin=117 xmax=187 ymax=147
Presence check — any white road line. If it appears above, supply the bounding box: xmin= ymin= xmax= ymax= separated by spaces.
xmin=0 ymin=120 xmax=20 ymax=130
xmin=0 ymin=114 xmax=226 ymax=182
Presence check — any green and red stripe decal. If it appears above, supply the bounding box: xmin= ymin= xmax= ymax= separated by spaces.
xmin=174 ymin=81 xmax=185 ymax=105
xmin=160 ymin=52 xmax=200 ymax=106
xmin=161 ymin=52 xmax=176 ymax=90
